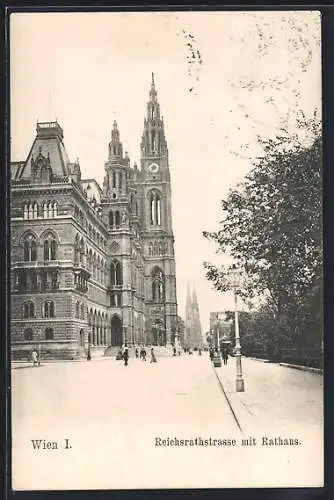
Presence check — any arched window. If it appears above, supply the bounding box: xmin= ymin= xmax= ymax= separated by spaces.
xmin=33 ymin=203 xmax=38 ymax=219
xmin=24 ymin=328 xmax=33 ymax=341
xmin=23 ymin=301 xmax=35 ymax=319
xmin=112 ymin=171 xmax=116 ymax=188
xmin=53 ymin=202 xmax=58 ymax=217
xmin=80 ymin=238 xmax=85 ymax=264
xmin=110 ymin=260 xmax=122 ymax=286
xmin=28 ymin=204 xmax=34 ymax=219
xmin=75 ymin=301 xmax=80 ymax=318
xmin=43 ymin=203 xmax=47 ymax=218
xmin=44 ymin=300 xmax=55 ymax=318
xmin=119 ymin=171 xmax=122 ymax=190
xmin=115 ymin=211 xmax=120 ymax=228
xmin=44 ymin=235 xmax=57 ymax=261
xmin=151 ymin=267 xmax=164 ymax=303
xmin=23 ymin=235 xmax=37 ymax=262
xmin=23 ymin=204 xmax=28 ymax=220
xmin=80 ymin=303 xmax=85 ymax=319
xmin=47 ymin=203 xmax=53 ymax=218
xmin=45 ymin=327 xmax=54 ymax=340
xmin=149 ymin=192 xmax=161 ymax=226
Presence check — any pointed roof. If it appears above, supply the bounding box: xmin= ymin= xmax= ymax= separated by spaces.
xmin=17 ymin=121 xmax=70 ymax=180
xmin=149 ymin=72 xmax=158 ymax=102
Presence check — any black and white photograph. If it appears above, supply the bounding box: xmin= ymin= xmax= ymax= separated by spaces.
xmin=9 ymin=10 xmax=323 ymax=490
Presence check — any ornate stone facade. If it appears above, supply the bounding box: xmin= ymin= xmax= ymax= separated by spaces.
xmin=10 ymin=75 xmax=178 ymax=360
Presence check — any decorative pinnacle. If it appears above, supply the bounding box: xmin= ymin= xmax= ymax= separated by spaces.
xmin=151 ymin=72 xmax=155 ymax=88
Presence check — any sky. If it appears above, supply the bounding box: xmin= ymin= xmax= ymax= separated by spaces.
xmin=10 ymin=11 xmax=321 ymax=334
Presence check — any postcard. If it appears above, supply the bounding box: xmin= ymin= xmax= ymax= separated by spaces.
xmin=10 ymin=10 xmax=323 ymax=490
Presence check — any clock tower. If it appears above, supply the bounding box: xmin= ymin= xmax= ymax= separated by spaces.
xmin=136 ymin=73 xmax=178 ymax=346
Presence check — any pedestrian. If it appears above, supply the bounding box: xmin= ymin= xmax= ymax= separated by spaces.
xmin=31 ymin=349 xmax=38 ymax=367
xmin=199 ymin=348 xmax=202 ymax=356
xmin=123 ymin=346 xmax=129 ymax=366
xmin=173 ymin=346 xmax=176 ymax=356
xmin=150 ymin=346 xmax=157 ymax=363
xmin=135 ymin=347 xmax=139 ymax=359
xmin=140 ymin=346 xmax=147 ymax=361
xmin=222 ymin=348 xmax=228 ymax=365
xmin=209 ymin=348 xmax=214 ymax=361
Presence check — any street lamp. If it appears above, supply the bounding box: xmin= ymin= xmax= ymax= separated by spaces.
xmin=230 ymin=264 xmax=245 ymax=392
xmin=87 ymin=332 xmax=92 ymax=361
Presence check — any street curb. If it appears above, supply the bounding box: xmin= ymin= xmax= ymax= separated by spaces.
xmin=247 ymin=357 xmax=323 ymax=374
xmin=248 ymin=357 xmax=271 ymax=363
xmin=279 ymin=362 xmax=323 ymax=374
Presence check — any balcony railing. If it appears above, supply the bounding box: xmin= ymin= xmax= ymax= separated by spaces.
xmin=75 ymin=283 xmax=88 ymax=293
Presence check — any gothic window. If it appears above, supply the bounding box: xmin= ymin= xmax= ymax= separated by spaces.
xmin=110 ymin=260 xmax=122 ymax=286
xmin=44 ymin=300 xmax=55 ymax=318
xmin=33 ymin=203 xmax=38 ymax=218
xmin=80 ymin=238 xmax=85 ymax=264
xmin=109 ymin=211 xmax=113 ymax=227
xmin=24 ymin=328 xmax=33 ymax=341
xmin=75 ymin=301 xmax=80 ymax=318
xmin=47 ymin=203 xmax=53 ymax=218
xmin=151 ymin=266 xmax=164 ymax=303
xmin=119 ymin=172 xmax=122 ymax=190
xmin=23 ymin=204 xmax=28 ymax=220
xmin=74 ymin=235 xmax=80 ymax=265
xmin=28 ymin=204 xmax=34 ymax=219
xmin=51 ymin=270 xmax=59 ymax=289
xmin=23 ymin=235 xmax=37 ymax=262
xmin=149 ymin=192 xmax=161 ymax=226
xmin=43 ymin=203 xmax=48 ymax=218
xmin=112 ymin=171 xmax=116 ymax=188
xmin=115 ymin=211 xmax=120 ymax=228
xmin=149 ymin=242 xmax=153 ymax=255
xmin=80 ymin=303 xmax=85 ymax=319
xmin=53 ymin=202 xmax=58 ymax=217
xmin=45 ymin=327 xmax=54 ymax=340
xmin=23 ymin=301 xmax=35 ymax=319
xmin=44 ymin=235 xmax=57 ymax=261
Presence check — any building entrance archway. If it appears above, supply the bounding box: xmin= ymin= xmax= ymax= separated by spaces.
xmin=111 ymin=315 xmax=122 ymax=346
xmin=152 ymin=319 xmax=165 ymax=346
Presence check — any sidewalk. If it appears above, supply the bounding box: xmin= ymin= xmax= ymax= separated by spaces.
xmin=214 ymin=356 xmax=323 ymax=436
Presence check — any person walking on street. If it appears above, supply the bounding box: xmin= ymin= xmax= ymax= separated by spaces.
xmin=150 ymin=346 xmax=157 ymax=363
xmin=123 ymin=346 xmax=129 ymax=366
xmin=31 ymin=349 xmax=38 ymax=367
xmin=135 ymin=347 xmax=139 ymax=359
xmin=173 ymin=346 xmax=177 ymax=356
xmin=140 ymin=346 xmax=147 ymax=361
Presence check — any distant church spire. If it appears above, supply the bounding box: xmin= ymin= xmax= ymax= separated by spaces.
xmin=192 ymin=287 xmax=199 ymax=309
xmin=186 ymin=281 xmax=192 ymax=306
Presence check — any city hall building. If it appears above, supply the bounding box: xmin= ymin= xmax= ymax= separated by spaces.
xmin=10 ymin=75 xmax=178 ymax=359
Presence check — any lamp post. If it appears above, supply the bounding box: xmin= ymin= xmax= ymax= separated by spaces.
xmin=87 ymin=332 xmax=92 ymax=361
xmin=37 ymin=330 xmax=41 ymax=366
xmin=230 ymin=264 xmax=245 ymax=392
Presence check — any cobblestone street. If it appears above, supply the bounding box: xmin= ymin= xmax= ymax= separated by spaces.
xmin=12 ymin=355 xmax=323 ymax=490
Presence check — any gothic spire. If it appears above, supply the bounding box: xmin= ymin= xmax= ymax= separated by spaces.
xmin=141 ymin=74 xmax=168 ymax=158
xmin=192 ymin=286 xmax=199 ymax=309
xmin=108 ymin=120 xmax=123 ymax=159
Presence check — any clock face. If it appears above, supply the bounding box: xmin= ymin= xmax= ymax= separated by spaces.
xmin=148 ymin=163 xmax=159 ymax=173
